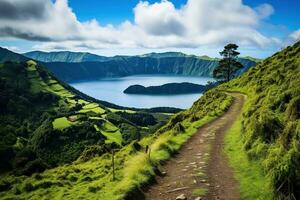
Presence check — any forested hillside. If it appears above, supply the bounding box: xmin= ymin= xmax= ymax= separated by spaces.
xmin=0 ymin=60 xmax=169 ymax=176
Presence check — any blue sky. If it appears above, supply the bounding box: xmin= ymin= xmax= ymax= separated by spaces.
xmin=0 ymin=0 xmax=299 ymax=58
xmin=69 ymin=0 xmax=300 ymax=30
xmin=68 ymin=0 xmax=299 ymax=39
xmin=69 ymin=0 xmax=186 ymax=24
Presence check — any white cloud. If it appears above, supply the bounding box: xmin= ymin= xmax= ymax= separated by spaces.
xmin=288 ymin=29 xmax=300 ymax=42
xmin=134 ymin=1 xmax=185 ymax=36
xmin=255 ymin=3 xmax=274 ymax=19
xmin=0 ymin=0 xmax=280 ymax=51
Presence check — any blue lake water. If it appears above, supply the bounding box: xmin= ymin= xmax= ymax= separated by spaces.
xmin=70 ymin=75 xmax=214 ymax=109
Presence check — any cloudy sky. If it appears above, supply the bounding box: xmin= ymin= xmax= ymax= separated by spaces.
xmin=0 ymin=0 xmax=299 ymax=58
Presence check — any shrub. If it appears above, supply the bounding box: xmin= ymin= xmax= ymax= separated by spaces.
xmin=0 ymin=145 xmax=14 ymax=171
xmin=286 ymin=97 xmax=300 ymax=120
xmin=81 ymin=176 xmax=93 ymax=182
xmin=13 ymin=186 xmax=21 ymax=195
xmin=69 ymin=175 xmax=78 ymax=182
xmin=20 ymin=159 xmax=48 ymax=175
xmin=88 ymin=185 xmax=100 ymax=193
xmin=36 ymin=181 xmax=54 ymax=189
xmin=173 ymin=123 xmax=185 ymax=133
xmin=0 ymin=180 xmax=12 ymax=192
xmin=23 ymin=182 xmax=34 ymax=192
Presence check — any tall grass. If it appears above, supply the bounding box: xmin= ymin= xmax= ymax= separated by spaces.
xmin=224 ymin=106 xmax=274 ymax=200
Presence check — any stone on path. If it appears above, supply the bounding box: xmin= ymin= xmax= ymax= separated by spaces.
xmin=194 ymin=197 xmax=202 ymax=200
xmin=176 ymin=194 xmax=187 ymax=200
xmin=161 ymin=171 xmax=167 ymax=176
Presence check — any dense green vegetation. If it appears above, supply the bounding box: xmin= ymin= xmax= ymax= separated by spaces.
xmin=222 ymin=41 xmax=300 ymax=198
xmin=0 ymin=87 xmax=232 ymax=199
xmin=0 ymin=60 xmax=170 ymax=177
xmin=123 ymin=82 xmax=206 ymax=94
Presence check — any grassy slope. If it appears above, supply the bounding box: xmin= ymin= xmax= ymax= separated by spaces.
xmin=224 ymin=97 xmax=274 ymax=200
xmin=222 ymin=41 xmax=300 ymax=198
xmin=0 ymin=61 xmax=173 ymax=199
xmin=0 ymin=90 xmax=233 ymax=200
xmin=25 ymin=60 xmax=112 ymax=135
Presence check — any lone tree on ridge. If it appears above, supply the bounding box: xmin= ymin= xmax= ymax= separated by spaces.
xmin=213 ymin=43 xmax=243 ymax=82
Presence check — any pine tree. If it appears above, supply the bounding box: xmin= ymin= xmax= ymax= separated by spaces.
xmin=213 ymin=44 xmax=243 ymax=82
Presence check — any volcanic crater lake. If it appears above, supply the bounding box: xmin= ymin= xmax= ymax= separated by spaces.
xmin=70 ymin=75 xmax=214 ymax=109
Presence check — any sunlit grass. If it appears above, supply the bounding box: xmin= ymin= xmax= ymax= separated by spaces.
xmin=94 ymin=124 xmax=123 ymax=145
xmin=52 ymin=117 xmax=75 ymax=130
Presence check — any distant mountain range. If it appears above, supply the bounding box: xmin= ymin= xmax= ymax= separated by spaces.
xmin=24 ymin=51 xmax=110 ymax=62
xmin=0 ymin=47 xmax=258 ymax=82
xmin=24 ymin=51 xmax=219 ymax=63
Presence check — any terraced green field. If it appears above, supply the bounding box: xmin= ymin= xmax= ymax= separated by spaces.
xmin=95 ymin=124 xmax=123 ymax=146
xmin=53 ymin=117 xmax=76 ymax=130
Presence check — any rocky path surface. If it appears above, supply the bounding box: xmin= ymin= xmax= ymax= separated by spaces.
xmin=144 ymin=93 xmax=244 ymax=200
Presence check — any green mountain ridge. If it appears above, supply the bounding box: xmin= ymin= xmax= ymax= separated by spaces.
xmin=24 ymin=51 xmax=110 ymax=63
xmin=24 ymin=51 xmax=214 ymax=62
xmin=42 ymin=56 xmax=255 ymax=82
xmin=0 ymin=48 xmax=257 ymax=83
xmin=22 ymin=50 xmax=257 ymax=82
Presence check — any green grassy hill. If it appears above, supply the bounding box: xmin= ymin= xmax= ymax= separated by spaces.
xmin=0 ymin=60 xmax=170 ymax=177
xmin=222 ymin=41 xmax=300 ymax=198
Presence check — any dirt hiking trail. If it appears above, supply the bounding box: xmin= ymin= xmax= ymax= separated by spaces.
xmin=144 ymin=93 xmax=244 ymax=200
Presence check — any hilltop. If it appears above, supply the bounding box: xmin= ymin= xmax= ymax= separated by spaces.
xmin=0 ymin=47 xmax=28 ymax=63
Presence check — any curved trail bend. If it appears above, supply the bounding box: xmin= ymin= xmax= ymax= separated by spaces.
xmin=144 ymin=93 xmax=244 ymax=200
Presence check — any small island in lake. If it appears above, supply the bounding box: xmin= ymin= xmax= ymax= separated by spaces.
xmin=123 ymin=82 xmax=206 ymax=95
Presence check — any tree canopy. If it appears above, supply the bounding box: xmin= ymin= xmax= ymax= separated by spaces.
xmin=213 ymin=43 xmax=243 ymax=82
